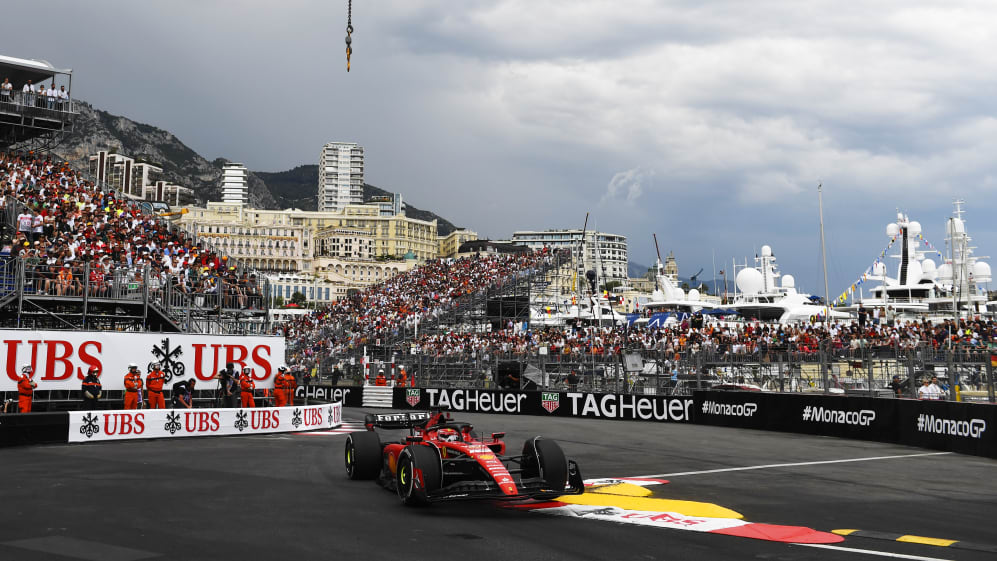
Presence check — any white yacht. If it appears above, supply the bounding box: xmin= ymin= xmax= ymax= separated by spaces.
xmin=855 ymin=202 xmax=991 ymax=319
xmin=630 ymin=253 xmax=714 ymax=327
xmin=728 ymin=245 xmax=850 ymax=324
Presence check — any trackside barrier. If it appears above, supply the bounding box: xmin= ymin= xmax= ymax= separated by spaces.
xmin=370 ymin=387 xmax=996 ymax=459
xmin=692 ymin=391 xmax=996 ymax=459
xmin=0 ymin=412 xmax=69 ymax=447
xmin=391 ymin=387 xmax=696 ymax=423
xmin=67 ymin=402 xmax=341 ymax=443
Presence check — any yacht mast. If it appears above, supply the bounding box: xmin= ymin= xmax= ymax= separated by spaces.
xmin=818 ymin=183 xmax=830 ymax=322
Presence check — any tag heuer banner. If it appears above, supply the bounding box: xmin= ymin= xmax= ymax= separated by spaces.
xmin=68 ymin=403 xmax=342 ymax=443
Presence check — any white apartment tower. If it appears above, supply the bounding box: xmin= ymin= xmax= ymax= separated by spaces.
xmin=318 ymin=142 xmax=364 ymax=212
xmin=221 ymin=163 xmax=249 ymax=205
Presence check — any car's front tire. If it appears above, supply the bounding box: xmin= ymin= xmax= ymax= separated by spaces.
xmin=397 ymin=445 xmax=442 ymax=506
xmin=345 ymin=431 xmax=382 ymax=480
xmin=522 ymin=437 xmax=568 ymax=500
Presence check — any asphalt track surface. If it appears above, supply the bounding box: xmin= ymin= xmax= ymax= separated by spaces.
xmin=2 ymin=408 xmax=995 ymax=561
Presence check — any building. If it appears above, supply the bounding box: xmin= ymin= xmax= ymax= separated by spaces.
xmin=318 ymin=142 xmax=364 ymax=212
xmin=511 ymin=229 xmax=629 ymax=286
xmin=89 ymin=151 xmax=133 ymax=195
xmin=88 ymin=150 xmax=192 ymax=205
xmin=315 ymin=227 xmax=374 ymax=260
xmin=221 ymin=163 xmax=248 ymax=205
xmin=369 ymin=194 xmax=403 ymax=217
xmin=178 ymin=201 xmax=437 ymax=279
xmin=143 ymin=180 xmax=193 ymax=207
xmin=131 ymin=162 xmax=161 ymax=198
xmin=438 ymin=228 xmax=478 ymax=258
xmin=267 ymin=272 xmax=341 ymax=306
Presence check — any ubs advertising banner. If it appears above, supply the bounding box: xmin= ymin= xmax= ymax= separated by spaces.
xmin=0 ymin=330 xmax=285 ymax=392
xmin=68 ymin=403 xmax=341 ymax=443
xmin=393 ymin=388 xmax=694 ymax=423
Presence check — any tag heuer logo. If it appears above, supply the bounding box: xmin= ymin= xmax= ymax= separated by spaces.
xmin=541 ymin=392 xmax=559 ymax=413
xmin=406 ymin=389 xmax=421 ymax=407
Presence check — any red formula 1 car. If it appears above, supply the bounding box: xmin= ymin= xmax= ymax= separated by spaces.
xmin=344 ymin=410 xmax=584 ymax=505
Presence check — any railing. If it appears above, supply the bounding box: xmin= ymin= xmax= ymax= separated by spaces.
xmin=0 ymin=91 xmax=78 ymax=121
xmin=306 ymin=342 xmax=997 ymax=402
xmin=0 ymin=259 xmax=267 ymax=333
xmin=1 ymin=149 xmax=272 ymax=332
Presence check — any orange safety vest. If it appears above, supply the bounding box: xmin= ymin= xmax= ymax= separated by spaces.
xmin=146 ymin=370 xmax=165 ymax=392
xmin=18 ymin=374 xmax=35 ymax=396
xmin=124 ymin=372 xmax=143 ymax=392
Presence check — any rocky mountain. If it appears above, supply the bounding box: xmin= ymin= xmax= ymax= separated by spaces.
xmin=58 ymin=102 xmax=458 ymax=233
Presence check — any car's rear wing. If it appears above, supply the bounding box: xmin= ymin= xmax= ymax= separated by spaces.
xmin=364 ymin=411 xmax=432 ymax=430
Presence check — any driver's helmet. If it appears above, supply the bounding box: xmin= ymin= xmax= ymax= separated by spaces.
xmin=437 ymin=427 xmax=460 ymax=442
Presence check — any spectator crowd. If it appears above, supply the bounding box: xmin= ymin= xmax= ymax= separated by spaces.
xmin=279 ymin=248 xmax=562 ymax=371
xmin=1 ymin=150 xmax=262 ymax=310
xmin=0 ymin=77 xmax=70 ymax=111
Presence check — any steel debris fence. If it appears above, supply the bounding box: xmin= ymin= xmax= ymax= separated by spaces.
xmin=304 ymin=342 xmax=996 ymax=403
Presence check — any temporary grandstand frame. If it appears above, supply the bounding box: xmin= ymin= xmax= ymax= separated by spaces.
xmin=0 ymin=54 xmax=77 ymax=152
xmin=1 ymin=162 xmax=271 ymax=334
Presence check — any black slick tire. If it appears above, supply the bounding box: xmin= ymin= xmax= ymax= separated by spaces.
xmin=523 ymin=437 xmax=568 ymax=500
xmin=396 ymin=445 xmax=442 ymax=506
xmin=345 ymin=431 xmax=382 ymax=480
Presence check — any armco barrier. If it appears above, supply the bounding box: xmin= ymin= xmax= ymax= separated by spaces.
xmin=0 ymin=412 xmax=69 ymax=447
xmin=1 ymin=403 xmax=344 ymax=447
xmin=340 ymin=386 xmax=995 ymax=459
xmin=68 ymin=403 xmax=342 ymax=443
xmin=391 ymin=387 xmax=696 ymax=423
xmin=691 ymin=391 xmax=995 ymax=458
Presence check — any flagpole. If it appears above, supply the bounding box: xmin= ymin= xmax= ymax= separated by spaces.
xmin=818 ymin=183 xmax=830 ymax=322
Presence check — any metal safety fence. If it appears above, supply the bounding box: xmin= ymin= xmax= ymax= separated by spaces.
xmin=302 ymin=343 xmax=997 ymax=403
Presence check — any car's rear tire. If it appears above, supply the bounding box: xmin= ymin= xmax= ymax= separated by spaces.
xmin=522 ymin=437 xmax=568 ymax=500
xmin=397 ymin=445 xmax=442 ymax=506
xmin=345 ymin=431 xmax=382 ymax=480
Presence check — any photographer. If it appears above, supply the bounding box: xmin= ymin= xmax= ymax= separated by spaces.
xmin=215 ymin=363 xmax=239 ymax=408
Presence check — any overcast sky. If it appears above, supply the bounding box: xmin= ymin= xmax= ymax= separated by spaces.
xmin=5 ymin=0 xmax=997 ymax=297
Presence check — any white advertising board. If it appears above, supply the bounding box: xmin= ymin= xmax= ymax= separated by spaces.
xmin=0 ymin=330 xmax=285 ymax=392
xmin=68 ymin=402 xmax=341 ymax=443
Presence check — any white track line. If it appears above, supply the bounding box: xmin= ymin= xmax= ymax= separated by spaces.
xmin=797 ymin=543 xmax=954 ymax=560
xmin=634 ymin=452 xmax=951 ymax=479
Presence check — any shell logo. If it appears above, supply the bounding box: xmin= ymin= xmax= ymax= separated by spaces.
xmin=477 ymin=453 xmax=495 ymax=460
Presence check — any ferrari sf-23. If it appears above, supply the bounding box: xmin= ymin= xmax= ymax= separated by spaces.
xmin=344 ymin=410 xmax=584 ymax=505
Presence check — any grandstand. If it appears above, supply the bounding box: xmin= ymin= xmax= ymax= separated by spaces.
xmin=0 ymin=55 xmax=77 ymax=151
xmin=1 ymin=54 xmax=270 ymax=334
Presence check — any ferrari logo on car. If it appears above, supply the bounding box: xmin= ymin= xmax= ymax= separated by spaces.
xmin=406 ymin=389 xmax=421 ymax=407
xmin=541 ymin=392 xmax=560 ymax=413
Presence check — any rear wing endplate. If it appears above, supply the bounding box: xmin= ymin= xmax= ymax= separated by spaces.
xmin=365 ymin=411 xmax=431 ymax=430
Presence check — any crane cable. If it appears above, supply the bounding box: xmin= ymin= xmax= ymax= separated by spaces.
xmin=346 ymin=0 xmax=354 ymax=72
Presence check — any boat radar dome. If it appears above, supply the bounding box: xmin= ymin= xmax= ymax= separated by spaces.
xmin=736 ymin=267 xmax=764 ymax=294
xmin=782 ymin=274 xmax=795 ymax=289
xmin=688 ymin=289 xmax=701 ymax=301
xmin=761 ymin=245 xmax=773 ymax=257
xmin=973 ymin=262 xmax=992 ymax=283
xmin=908 ymin=221 xmax=922 ymax=237
xmin=886 ymin=223 xmax=900 ymax=238
xmin=921 ymin=258 xmax=937 ymax=274
xmin=906 ymin=261 xmax=923 ymax=284
xmin=937 ymin=263 xmax=953 ymax=282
